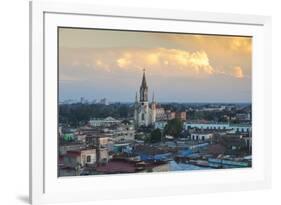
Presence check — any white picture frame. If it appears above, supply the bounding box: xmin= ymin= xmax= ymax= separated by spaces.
xmin=30 ymin=1 xmax=272 ymax=204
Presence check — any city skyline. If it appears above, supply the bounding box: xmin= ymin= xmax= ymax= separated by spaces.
xmin=59 ymin=28 xmax=252 ymax=103
xmin=60 ymin=96 xmax=252 ymax=104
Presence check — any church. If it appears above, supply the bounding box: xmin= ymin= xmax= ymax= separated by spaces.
xmin=134 ymin=70 xmax=156 ymax=127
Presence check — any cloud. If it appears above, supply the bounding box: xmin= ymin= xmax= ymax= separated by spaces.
xmin=164 ymin=34 xmax=252 ymax=54
xmin=59 ymin=29 xmax=252 ymax=81
xmin=59 ymin=45 xmax=249 ymax=81
xmin=232 ymin=66 xmax=244 ymax=78
xmin=60 ymin=47 xmax=215 ymax=78
xmin=229 ymin=38 xmax=252 ymax=53
xmin=115 ymin=48 xmax=214 ymax=76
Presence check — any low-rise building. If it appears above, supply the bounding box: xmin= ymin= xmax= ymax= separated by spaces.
xmin=98 ymin=148 xmax=109 ymax=163
xmin=63 ymin=148 xmax=97 ymax=168
xmin=208 ymin=158 xmax=250 ymax=168
xmin=85 ymin=134 xmax=110 ymax=147
xmin=190 ymin=131 xmax=213 ymax=141
xmin=156 ymin=108 xmax=186 ymax=121
xmin=59 ymin=143 xmax=87 ymax=155
xmin=156 ymin=108 xmax=175 ymax=121
xmin=236 ymin=113 xmax=251 ymax=121
xmin=103 ymin=124 xmax=135 ymax=142
xmin=156 ymin=107 xmax=166 ymax=121
xmin=76 ymin=134 xmax=87 ymax=143
xmin=154 ymin=121 xmax=167 ymax=130
xmin=89 ymin=117 xmax=120 ymax=127
xmin=229 ymin=124 xmax=251 ymax=133
xmin=184 ymin=122 xmax=251 ymax=133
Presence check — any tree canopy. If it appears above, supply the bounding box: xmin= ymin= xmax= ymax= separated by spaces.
xmin=150 ymin=129 xmax=162 ymax=143
xmin=164 ymin=118 xmax=183 ymax=137
xmin=59 ymin=103 xmax=133 ymax=127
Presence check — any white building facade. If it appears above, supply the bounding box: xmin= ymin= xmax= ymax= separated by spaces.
xmin=190 ymin=132 xmax=213 ymax=141
xmin=154 ymin=121 xmax=167 ymax=130
xmin=89 ymin=117 xmax=120 ymax=127
xmin=184 ymin=122 xmax=251 ymax=133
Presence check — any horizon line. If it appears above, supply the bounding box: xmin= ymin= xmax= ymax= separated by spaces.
xmin=59 ymin=100 xmax=252 ymax=104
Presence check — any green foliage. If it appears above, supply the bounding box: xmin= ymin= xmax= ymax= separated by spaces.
xmin=122 ymin=119 xmax=131 ymax=125
xmin=164 ymin=118 xmax=183 ymax=137
xmin=59 ymin=103 xmax=133 ymax=127
xmin=144 ymin=135 xmax=150 ymax=144
xmin=119 ymin=105 xmax=130 ymax=118
xmin=187 ymin=110 xmax=234 ymax=122
xmin=150 ymin=129 xmax=162 ymax=143
xmin=135 ymin=133 xmax=145 ymax=140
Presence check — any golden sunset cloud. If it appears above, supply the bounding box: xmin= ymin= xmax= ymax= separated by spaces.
xmin=232 ymin=66 xmax=244 ymax=78
xmin=60 ymin=46 xmax=248 ymax=80
xmin=59 ymin=28 xmax=252 ymax=80
xmin=114 ymin=48 xmax=214 ymax=76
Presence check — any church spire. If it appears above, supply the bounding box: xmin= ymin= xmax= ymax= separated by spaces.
xmin=139 ymin=69 xmax=148 ymax=102
xmin=141 ymin=69 xmax=148 ymax=89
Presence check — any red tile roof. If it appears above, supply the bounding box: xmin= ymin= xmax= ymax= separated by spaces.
xmin=96 ymin=161 xmax=136 ymax=173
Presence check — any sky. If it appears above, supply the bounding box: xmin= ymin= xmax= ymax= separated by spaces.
xmin=59 ymin=28 xmax=252 ymax=103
